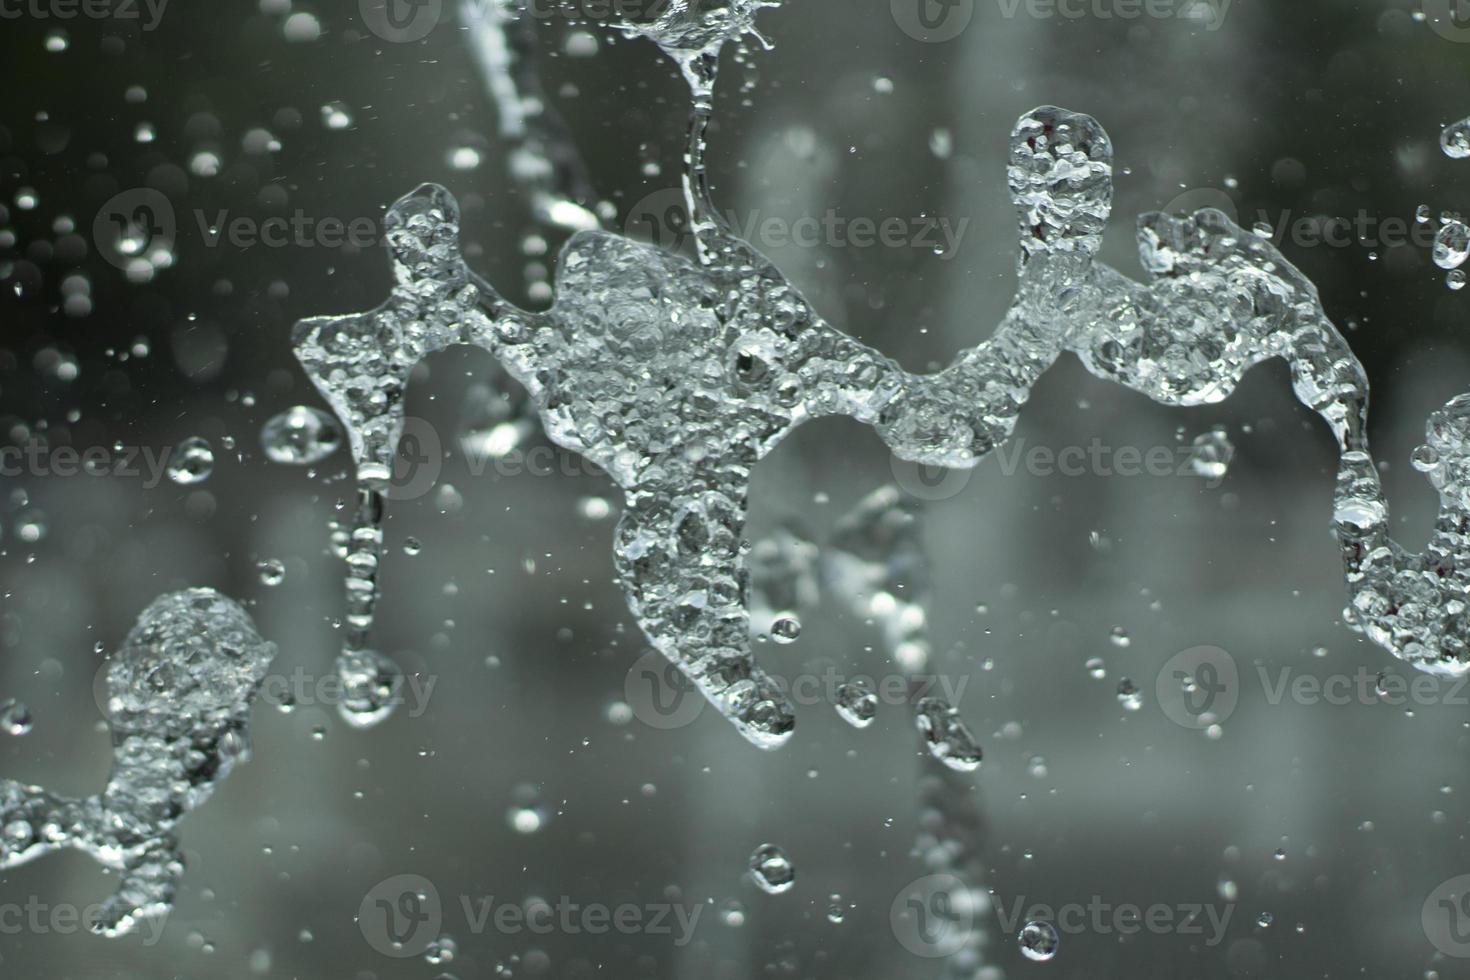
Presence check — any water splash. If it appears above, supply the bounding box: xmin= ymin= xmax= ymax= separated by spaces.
xmin=1335 ymin=394 xmax=1470 ymax=674
xmin=0 ymin=589 xmax=275 ymax=936
xmin=294 ymin=96 xmax=1380 ymax=747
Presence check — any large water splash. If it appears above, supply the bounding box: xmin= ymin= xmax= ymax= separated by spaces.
xmin=0 ymin=589 xmax=276 ymax=936
xmin=293 ymin=97 xmax=1386 ymax=749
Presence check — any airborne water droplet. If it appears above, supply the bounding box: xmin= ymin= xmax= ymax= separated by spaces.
xmin=1117 ymin=677 xmax=1143 ymax=711
xmin=1442 ymin=117 xmax=1470 ymax=160
xmin=260 ymin=406 xmax=342 ymax=465
xmin=0 ymin=700 xmax=33 ymax=736
xmin=748 ymin=843 xmax=795 ymax=894
xmin=257 ymin=559 xmax=286 ymax=587
xmin=168 ymin=437 xmax=215 ymax=485
xmin=1188 ymin=427 xmax=1234 ymax=479
xmin=1018 ymin=920 xmax=1059 ymax=961
xmin=914 ymin=697 xmax=982 ymax=772
xmin=834 ymin=681 xmax=878 ymax=728
xmin=769 ymin=615 xmax=801 ymax=644
xmin=1433 ymin=220 xmax=1469 ymax=270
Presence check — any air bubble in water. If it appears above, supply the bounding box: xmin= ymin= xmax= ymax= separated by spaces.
xmin=321 ymin=102 xmax=353 ymax=130
xmin=168 ymin=437 xmax=215 ymax=485
xmin=258 ymin=559 xmax=286 ymax=587
xmin=403 ymin=537 xmax=423 ymax=556
xmin=834 ymin=681 xmax=878 ymax=728
xmin=1418 ymin=204 xmax=1433 ymax=223
xmin=1085 ymin=656 xmax=1106 ymax=679
xmin=45 ymin=31 xmax=67 ymax=52
xmin=1188 ymin=427 xmax=1234 ymax=479
xmin=770 ymin=616 xmax=801 ymax=643
xmin=1109 ymin=626 xmax=1130 ymax=648
xmin=1117 ymin=678 xmax=1143 ymax=711
xmin=1433 ymin=220 xmax=1469 ymax=270
xmin=1450 ymin=269 xmax=1468 ymax=292
xmin=914 ymin=698 xmax=982 ymax=772
xmin=1018 ymin=920 xmax=1059 ymax=961
xmin=749 ymin=843 xmax=795 ymax=894
xmin=1442 ymin=117 xmax=1470 ymax=159
xmin=260 ymin=405 xmax=342 ymax=465
xmin=0 ymin=700 xmax=32 ymax=736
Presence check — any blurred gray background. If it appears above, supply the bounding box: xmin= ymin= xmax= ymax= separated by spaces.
xmin=2 ymin=0 xmax=1470 ymax=977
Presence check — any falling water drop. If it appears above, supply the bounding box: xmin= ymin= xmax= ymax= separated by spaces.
xmin=1188 ymin=427 xmax=1234 ymax=479
xmin=1433 ymin=220 xmax=1469 ymax=270
xmin=1442 ymin=117 xmax=1470 ymax=159
xmin=1117 ymin=678 xmax=1143 ymax=711
xmin=834 ymin=681 xmax=878 ymax=728
xmin=168 ymin=437 xmax=215 ymax=485
xmin=257 ymin=560 xmax=286 ymax=587
xmin=1018 ymin=920 xmax=1059 ymax=961
xmin=748 ymin=843 xmax=795 ymax=894
xmin=914 ymin=698 xmax=982 ymax=772
xmin=260 ymin=406 xmax=342 ymax=465
xmin=770 ymin=615 xmax=801 ymax=644
xmin=0 ymin=700 xmax=32 ymax=736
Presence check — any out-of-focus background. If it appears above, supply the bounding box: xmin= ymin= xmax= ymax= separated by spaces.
xmin=2 ymin=0 xmax=1470 ymax=977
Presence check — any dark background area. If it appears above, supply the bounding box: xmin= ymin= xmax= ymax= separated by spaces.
xmin=1 ymin=1 xmax=1470 ymax=977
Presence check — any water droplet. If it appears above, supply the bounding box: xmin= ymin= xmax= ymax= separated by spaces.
xmin=1109 ymin=626 xmax=1130 ymax=648
xmin=168 ymin=437 xmax=215 ymax=485
xmin=914 ymin=697 xmax=982 ymax=771
xmin=770 ymin=616 xmax=801 ymax=644
xmin=1018 ymin=920 xmax=1059 ymax=961
xmin=1085 ymin=656 xmax=1106 ymax=679
xmin=1188 ymin=427 xmax=1234 ymax=479
xmin=260 ymin=406 xmax=342 ymax=465
xmin=1433 ymin=220 xmax=1469 ymax=270
xmin=321 ymin=102 xmax=353 ymax=130
xmin=720 ymin=899 xmax=745 ymax=926
xmin=0 ymin=700 xmax=33 ymax=736
xmin=1117 ymin=678 xmax=1143 ymax=711
xmin=1449 ymin=269 xmax=1468 ymax=292
xmin=748 ymin=844 xmax=794 ymax=894
xmin=258 ymin=559 xmax=286 ymax=587
xmin=1442 ymin=117 xmax=1470 ymax=159
xmin=834 ymin=681 xmax=878 ymax=728
xmin=403 ymin=537 xmax=423 ymax=556
xmin=1257 ymin=912 xmax=1273 ymax=927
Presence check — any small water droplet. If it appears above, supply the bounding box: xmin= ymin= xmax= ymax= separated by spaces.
xmin=168 ymin=437 xmax=215 ymax=485
xmin=0 ymin=700 xmax=33 ymax=736
xmin=1018 ymin=920 xmax=1059 ymax=961
xmin=749 ymin=844 xmax=795 ymax=894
